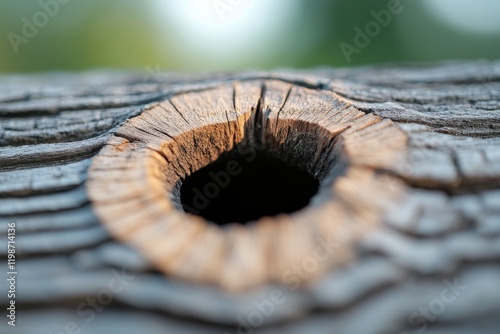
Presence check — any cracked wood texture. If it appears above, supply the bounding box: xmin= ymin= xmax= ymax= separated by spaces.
xmin=1 ymin=62 xmax=500 ymax=334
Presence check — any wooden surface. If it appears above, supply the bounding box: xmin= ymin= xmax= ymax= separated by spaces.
xmin=1 ymin=62 xmax=500 ymax=334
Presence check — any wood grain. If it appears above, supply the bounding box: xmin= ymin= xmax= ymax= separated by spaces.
xmin=1 ymin=62 xmax=499 ymax=334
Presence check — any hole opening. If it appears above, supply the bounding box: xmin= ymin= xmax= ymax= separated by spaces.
xmin=179 ymin=146 xmax=320 ymax=225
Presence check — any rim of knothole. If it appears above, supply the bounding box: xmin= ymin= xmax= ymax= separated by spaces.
xmin=87 ymin=80 xmax=407 ymax=291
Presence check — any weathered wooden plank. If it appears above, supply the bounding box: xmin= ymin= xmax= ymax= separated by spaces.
xmin=0 ymin=62 xmax=499 ymax=334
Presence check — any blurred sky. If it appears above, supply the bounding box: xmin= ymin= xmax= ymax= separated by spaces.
xmin=0 ymin=0 xmax=499 ymax=73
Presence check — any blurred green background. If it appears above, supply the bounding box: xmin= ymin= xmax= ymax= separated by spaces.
xmin=1 ymin=0 xmax=500 ymax=73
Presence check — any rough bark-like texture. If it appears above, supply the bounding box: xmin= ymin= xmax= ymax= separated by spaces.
xmin=1 ymin=62 xmax=500 ymax=334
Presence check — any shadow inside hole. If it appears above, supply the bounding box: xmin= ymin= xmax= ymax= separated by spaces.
xmin=179 ymin=148 xmax=320 ymax=225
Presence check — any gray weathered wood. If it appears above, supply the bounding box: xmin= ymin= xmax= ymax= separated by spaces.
xmin=1 ymin=61 xmax=499 ymax=334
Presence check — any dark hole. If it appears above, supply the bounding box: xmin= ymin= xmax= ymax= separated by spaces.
xmin=180 ymin=148 xmax=319 ymax=225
